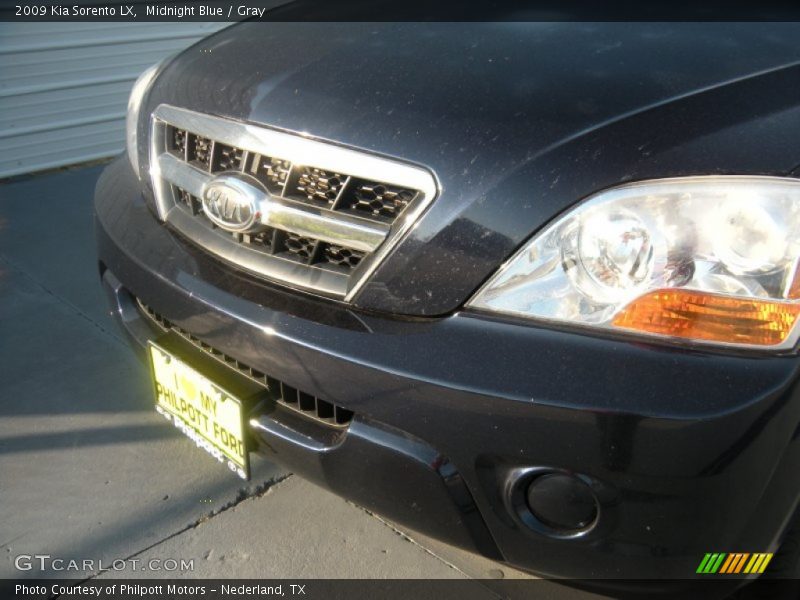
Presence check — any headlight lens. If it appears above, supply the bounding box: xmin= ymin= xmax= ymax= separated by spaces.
xmin=468 ymin=176 xmax=800 ymax=350
xmin=126 ymin=63 xmax=160 ymax=178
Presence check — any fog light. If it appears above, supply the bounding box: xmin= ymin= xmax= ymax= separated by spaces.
xmin=526 ymin=473 xmax=598 ymax=532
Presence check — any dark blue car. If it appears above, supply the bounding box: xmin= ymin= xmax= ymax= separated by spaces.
xmin=95 ymin=20 xmax=800 ymax=594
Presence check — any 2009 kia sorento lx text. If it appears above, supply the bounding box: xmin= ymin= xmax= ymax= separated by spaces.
xmin=95 ymin=21 xmax=800 ymax=590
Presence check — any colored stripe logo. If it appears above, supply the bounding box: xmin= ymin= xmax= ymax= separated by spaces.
xmin=697 ymin=553 xmax=773 ymax=574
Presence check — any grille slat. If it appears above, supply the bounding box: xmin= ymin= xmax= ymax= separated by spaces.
xmin=212 ymin=143 xmax=244 ymax=172
xmin=136 ymin=299 xmax=353 ymax=428
xmin=187 ymin=133 xmax=213 ymax=171
xmin=292 ymin=167 xmax=347 ymax=207
xmin=339 ymin=180 xmax=416 ymax=221
xmin=323 ymin=244 xmax=364 ymax=269
xmin=171 ymin=128 xmax=187 ymax=157
xmin=151 ymin=105 xmax=436 ymax=299
xmin=282 ymin=232 xmax=317 ymax=261
xmin=250 ymin=154 xmax=292 ymax=195
xmin=242 ymin=228 xmax=278 ymax=253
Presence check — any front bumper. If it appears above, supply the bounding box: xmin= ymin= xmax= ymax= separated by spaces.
xmin=96 ymin=155 xmax=800 ymax=582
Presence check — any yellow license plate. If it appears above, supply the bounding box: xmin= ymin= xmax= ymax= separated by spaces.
xmin=148 ymin=341 xmax=249 ymax=479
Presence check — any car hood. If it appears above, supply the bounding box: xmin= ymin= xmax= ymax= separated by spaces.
xmin=145 ymin=21 xmax=800 ymax=315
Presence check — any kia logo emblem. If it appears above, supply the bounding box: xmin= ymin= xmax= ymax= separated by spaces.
xmin=201 ymin=175 xmax=267 ymax=233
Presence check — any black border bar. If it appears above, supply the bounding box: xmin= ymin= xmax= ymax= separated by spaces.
xmin=5 ymin=578 xmax=800 ymax=600
xmin=4 ymin=0 xmax=800 ymax=22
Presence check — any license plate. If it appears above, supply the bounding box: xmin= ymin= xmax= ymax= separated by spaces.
xmin=148 ymin=340 xmax=250 ymax=480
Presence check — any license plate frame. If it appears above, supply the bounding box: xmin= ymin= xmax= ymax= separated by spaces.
xmin=147 ymin=336 xmax=261 ymax=480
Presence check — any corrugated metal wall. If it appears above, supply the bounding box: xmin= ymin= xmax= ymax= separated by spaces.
xmin=0 ymin=22 xmax=230 ymax=178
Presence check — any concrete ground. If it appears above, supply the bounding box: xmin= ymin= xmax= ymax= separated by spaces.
xmin=0 ymin=164 xmax=597 ymax=598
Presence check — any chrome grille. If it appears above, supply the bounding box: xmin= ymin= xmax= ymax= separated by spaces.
xmin=150 ymin=105 xmax=438 ymax=299
xmin=213 ymin=143 xmax=244 ymax=171
xmin=171 ymin=184 xmax=367 ymax=274
xmin=188 ymin=133 xmax=212 ymax=169
xmin=281 ymin=232 xmax=316 ymax=260
xmin=324 ymin=245 xmax=364 ymax=269
xmin=347 ymin=181 xmax=415 ymax=220
xmin=293 ymin=167 xmax=345 ymax=206
xmin=136 ymin=298 xmax=354 ymax=427
xmin=260 ymin=156 xmax=291 ymax=191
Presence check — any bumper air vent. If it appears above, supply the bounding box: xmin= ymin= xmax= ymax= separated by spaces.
xmin=136 ymin=298 xmax=354 ymax=427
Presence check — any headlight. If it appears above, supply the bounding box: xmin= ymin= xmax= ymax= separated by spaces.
xmin=126 ymin=63 xmax=160 ymax=178
xmin=468 ymin=176 xmax=800 ymax=351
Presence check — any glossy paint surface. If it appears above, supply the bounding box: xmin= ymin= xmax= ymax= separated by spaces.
xmin=140 ymin=22 xmax=800 ymax=315
xmin=97 ymin=156 xmax=800 ymax=580
xmin=99 ymin=22 xmax=800 ymax=582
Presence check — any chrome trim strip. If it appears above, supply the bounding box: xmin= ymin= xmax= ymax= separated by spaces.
xmin=149 ymin=104 xmax=440 ymax=300
xmin=157 ymin=153 xmax=389 ymax=252
xmin=261 ymin=196 xmax=388 ymax=253
xmin=167 ymin=208 xmax=350 ymax=297
xmin=157 ymin=152 xmax=208 ymax=197
xmin=149 ymin=113 xmax=172 ymax=221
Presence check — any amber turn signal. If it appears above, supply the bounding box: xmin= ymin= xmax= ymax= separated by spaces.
xmin=612 ymin=290 xmax=800 ymax=347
